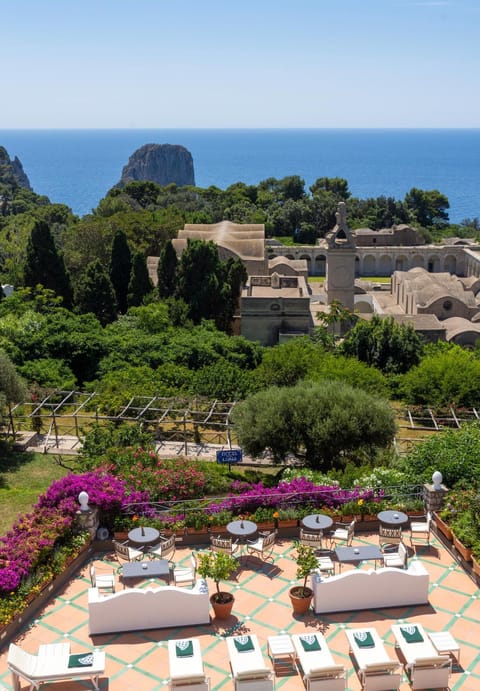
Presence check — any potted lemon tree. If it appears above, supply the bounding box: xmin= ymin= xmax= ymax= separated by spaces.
xmin=197 ymin=551 xmax=238 ymax=619
xmin=289 ymin=543 xmax=319 ymax=615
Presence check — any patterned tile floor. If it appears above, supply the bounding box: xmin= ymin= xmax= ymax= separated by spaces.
xmin=1 ymin=530 xmax=479 ymax=690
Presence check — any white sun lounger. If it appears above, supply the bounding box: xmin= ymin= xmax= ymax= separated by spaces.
xmin=168 ymin=638 xmax=210 ymax=690
xmin=391 ymin=623 xmax=451 ymax=690
xmin=345 ymin=627 xmax=402 ymax=690
xmin=225 ymin=634 xmax=274 ymax=691
xmin=8 ymin=642 xmax=105 ymax=691
xmin=291 ymin=632 xmax=346 ymax=691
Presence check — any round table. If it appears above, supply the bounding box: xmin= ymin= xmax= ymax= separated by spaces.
xmin=377 ymin=510 xmax=409 ymax=527
xmin=301 ymin=514 xmax=333 ymax=531
xmin=128 ymin=526 xmax=160 ymax=546
xmin=227 ymin=520 xmax=257 ymax=539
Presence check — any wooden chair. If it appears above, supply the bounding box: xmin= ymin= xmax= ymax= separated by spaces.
xmin=383 ymin=541 xmax=408 ymax=568
xmin=379 ymin=525 xmax=403 ymax=551
xmin=246 ymin=530 xmax=277 ymax=563
xmin=149 ymin=533 xmax=176 ymax=563
xmin=113 ymin=539 xmax=143 ymax=564
xmin=210 ymin=535 xmax=239 ymax=556
xmin=410 ymin=512 xmax=432 ymax=546
xmin=89 ymin=563 xmax=115 ymax=593
xmin=173 ymin=553 xmax=197 ymax=587
xmin=328 ymin=519 xmax=355 ymax=548
xmin=299 ymin=528 xmax=324 ymax=550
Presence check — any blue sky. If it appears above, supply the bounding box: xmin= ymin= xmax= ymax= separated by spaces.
xmin=1 ymin=0 xmax=478 ymax=128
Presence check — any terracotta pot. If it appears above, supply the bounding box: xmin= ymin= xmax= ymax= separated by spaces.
xmin=210 ymin=592 xmax=234 ymax=619
xmin=472 ymin=555 xmax=480 ymax=577
xmin=276 ymin=519 xmax=298 ymax=528
xmin=289 ymin=586 xmax=313 ymax=615
xmin=433 ymin=512 xmax=453 ymax=541
xmin=452 ymin=534 xmax=473 ymax=562
xmin=256 ymin=521 xmax=275 ymax=531
xmin=113 ymin=532 xmax=129 ymax=541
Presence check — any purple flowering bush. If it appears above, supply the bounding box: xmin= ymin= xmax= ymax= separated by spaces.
xmin=0 ymin=469 xmax=144 ymax=610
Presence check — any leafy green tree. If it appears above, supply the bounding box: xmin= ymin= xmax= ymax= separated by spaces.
xmin=127 ymin=251 xmax=153 ymax=307
xmin=232 ymin=380 xmax=396 ymax=470
xmin=18 ymin=357 xmax=76 ymax=390
xmin=310 ymin=177 xmax=350 ymax=200
xmin=176 ymin=240 xmax=245 ymax=331
xmin=75 ymin=259 xmax=117 ymax=326
xmin=157 ymin=240 xmax=178 ymax=298
xmin=398 ymin=344 xmax=480 ymax=407
xmin=23 ymin=219 xmax=72 ymax=307
xmin=341 ymin=315 xmax=423 ymax=374
xmin=0 ymin=349 xmax=26 ymax=417
xmin=109 ymin=230 xmax=131 ymax=313
xmin=403 ymin=421 xmax=480 ymax=487
xmin=404 ymin=187 xmax=449 ymax=227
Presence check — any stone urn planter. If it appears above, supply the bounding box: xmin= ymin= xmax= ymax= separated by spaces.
xmin=433 ymin=512 xmax=453 ymax=541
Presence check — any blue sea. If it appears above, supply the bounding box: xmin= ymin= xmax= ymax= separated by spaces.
xmin=0 ymin=129 xmax=479 ymax=223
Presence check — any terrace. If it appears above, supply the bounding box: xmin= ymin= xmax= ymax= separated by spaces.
xmin=1 ymin=527 xmax=479 ymax=690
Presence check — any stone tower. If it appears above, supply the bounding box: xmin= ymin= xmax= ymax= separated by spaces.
xmin=325 ymin=202 xmax=356 ymax=311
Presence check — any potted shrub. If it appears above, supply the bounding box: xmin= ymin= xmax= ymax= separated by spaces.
xmin=274 ymin=507 xmax=298 ymax=528
xmin=252 ymin=506 xmax=275 ymax=531
xmin=185 ymin=510 xmax=210 ymax=534
xmin=197 ymin=551 xmax=239 ymax=619
xmin=289 ymin=543 xmax=319 ymax=615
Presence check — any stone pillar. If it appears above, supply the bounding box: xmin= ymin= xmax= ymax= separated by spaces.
xmin=423 ymin=482 xmax=448 ymax=514
xmin=75 ymin=506 xmax=100 ymax=539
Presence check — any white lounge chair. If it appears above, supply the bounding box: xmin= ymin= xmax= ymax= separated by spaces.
xmin=291 ymin=632 xmax=346 ymax=691
xmin=168 ymin=637 xmax=210 ymax=690
xmin=345 ymin=627 xmax=401 ymax=690
xmin=225 ymin=634 xmax=274 ymax=690
xmin=8 ymin=642 xmax=105 ymax=691
xmin=391 ymin=623 xmax=451 ymax=690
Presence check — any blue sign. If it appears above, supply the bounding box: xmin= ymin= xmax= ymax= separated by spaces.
xmin=216 ymin=449 xmax=243 ymax=465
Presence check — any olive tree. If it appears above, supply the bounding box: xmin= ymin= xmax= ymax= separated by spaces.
xmin=232 ymin=379 xmax=396 ymax=470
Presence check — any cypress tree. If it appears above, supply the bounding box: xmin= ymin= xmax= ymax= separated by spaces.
xmin=157 ymin=240 xmax=178 ymax=298
xmin=128 ymin=252 xmax=153 ymax=307
xmin=24 ymin=219 xmax=73 ymax=307
xmin=109 ymin=230 xmax=131 ymax=314
xmin=75 ymin=259 xmax=117 ymax=325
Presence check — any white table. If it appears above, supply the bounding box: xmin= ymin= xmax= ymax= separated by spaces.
xmin=428 ymin=631 xmax=460 ymax=663
xmin=267 ymin=635 xmax=295 ymax=668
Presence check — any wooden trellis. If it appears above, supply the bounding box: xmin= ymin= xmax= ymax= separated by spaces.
xmin=3 ymin=391 xmax=237 ymax=452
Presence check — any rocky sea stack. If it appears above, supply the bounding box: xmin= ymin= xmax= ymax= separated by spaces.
xmin=117 ymin=143 xmax=195 ymax=188
xmin=0 ymin=146 xmax=32 ymax=191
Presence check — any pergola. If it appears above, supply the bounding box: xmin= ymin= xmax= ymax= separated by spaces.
xmin=4 ymin=391 xmax=237 ymax=453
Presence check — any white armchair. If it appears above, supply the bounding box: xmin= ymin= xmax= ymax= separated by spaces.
xmin=173 ymin=554 xmax=197 ymax=587
xmin=89 ymin=564 xmax=115 ymax=593
xmin=383 ymin=542 xmax=408 ymax=569
xmin=410 ymin=512 xmax=432 ymax=546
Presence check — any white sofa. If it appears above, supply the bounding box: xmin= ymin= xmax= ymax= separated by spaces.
xmin=88 ymin=579 xmax=210 ymax=635
xmin=312 ymin=560 xmax=429 ymax=614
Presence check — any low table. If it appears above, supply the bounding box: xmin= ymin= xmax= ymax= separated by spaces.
xmin=267 ymin=634 xmax=296 ymax=669
xmin=428 ymin=631 xmax=460 ymax=663
xmin=122 ymin=559 xmax=170 ymax=584
xmin=335 ymin=545 xmax=383 ymax=571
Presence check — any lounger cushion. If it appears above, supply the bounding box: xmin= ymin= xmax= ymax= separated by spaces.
xmin=412 ymin=655 xmax=450 ymax=667
xmin=306 ymin=664 xmax=346 ymax=677
xmin=235 ymin=667 xmax=272 ymax=679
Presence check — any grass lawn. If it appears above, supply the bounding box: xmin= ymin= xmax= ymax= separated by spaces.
xmin=0 ymin=451 xmax=69 ymax=535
